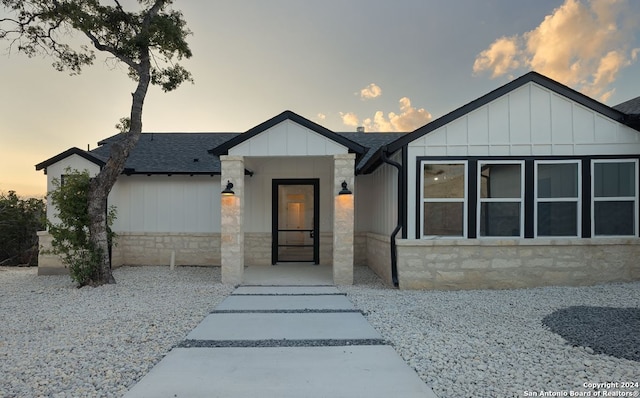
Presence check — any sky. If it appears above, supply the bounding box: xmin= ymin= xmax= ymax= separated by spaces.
xmin=1 ymin=0 xmax=639 ymax=197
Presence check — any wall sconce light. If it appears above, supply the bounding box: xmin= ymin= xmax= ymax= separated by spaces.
xmin=221 ymin=180 xmax=235 ymax=196
xmin=338 ymin=180 xmax=352 ymax=195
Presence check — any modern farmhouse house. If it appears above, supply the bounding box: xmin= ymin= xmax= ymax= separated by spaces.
xmin=36 ymin=72 xmax=640 ymax=289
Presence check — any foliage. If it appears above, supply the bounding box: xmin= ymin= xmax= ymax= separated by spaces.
xmin=0 ymin=191 xmax=45 ymax=266
xmin=1 ymin=0 xmax=193 ymax=285
xmin=46 ymin=169 xmax=116 ymax=286
xmin=0 ymin=0 xmax=193 ymax=88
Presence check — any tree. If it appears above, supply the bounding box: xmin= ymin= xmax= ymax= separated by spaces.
xmin=1 ymin=0 xmax=193 ymax=284
xmin=46 ymin=170 xmax=116 ymax=286
xmin=0 ymin=191 xmax=45 ymax=266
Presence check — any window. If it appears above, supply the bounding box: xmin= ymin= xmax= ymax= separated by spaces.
xmin=421 ymin=161 xmax=467 ymax=237
xmin=535 ymin=161 xmax=580 ymax=237
xmin=592 ymin=159 xmax=638 ymax=237
xmin=478 ymin=161 xmax=524 ymax=237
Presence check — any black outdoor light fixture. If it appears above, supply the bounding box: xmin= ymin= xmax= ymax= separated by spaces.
xmin=338 ymin=180 xmax=352 ymax=195
xmin=221 ymin=180 xmax=235 ymax=196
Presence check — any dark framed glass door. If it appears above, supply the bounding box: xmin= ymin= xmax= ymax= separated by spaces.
xmin=272 ymin=179 xmax=320 ymax=264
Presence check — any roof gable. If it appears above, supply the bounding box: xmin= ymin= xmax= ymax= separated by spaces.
xmin=384 ymin=71 xmax=628 ymax=154
xmin=35 ymin=147 xmax=105 ymax=172
xmin=209 ymin=110 xmax=366 ymax=157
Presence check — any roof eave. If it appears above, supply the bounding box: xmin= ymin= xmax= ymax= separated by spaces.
xmin=358 ymin=147 xmax=385 ymax=174
xmin=35 ymin=147 xmax=106 ymax=172
xmin=383 ymin=71 xmax=628 ymax=154
xmin=623 ymin=114 xmax=640 ymax=131
xmin=209 ymin=110 xmax=366 ymax=157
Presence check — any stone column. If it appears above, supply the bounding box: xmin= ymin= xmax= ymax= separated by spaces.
xmin=220 ymin=155 xmax=244 ymax=285
xmin=333 ymin=153 xmax=355 ymax=285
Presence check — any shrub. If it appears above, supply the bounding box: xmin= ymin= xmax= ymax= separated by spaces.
xmin=0 ymin=191 xmax=45 ymax=266
xmin=46 ymin=169 xmax=116 ymax=286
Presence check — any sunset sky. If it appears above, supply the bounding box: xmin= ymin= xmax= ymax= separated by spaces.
xmin=1 ymin=0 xmax=639 ymax=197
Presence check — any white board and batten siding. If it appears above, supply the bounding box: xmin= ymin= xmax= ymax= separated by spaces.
xmin=228 ymin=120 xmax=349 ymax=157
xmin=356 ymin=154 xmax=400 ymax=236
xmin=405 ymin=81 xmax=640 ymax=238
xmin=45 ymin=154 xmax=102 ymax=223
xmin=109 ymin=175 xmax=221 ymax=233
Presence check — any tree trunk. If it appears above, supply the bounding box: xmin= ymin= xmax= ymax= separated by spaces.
xmin=87 ymin=53 xmax=151 ymax=285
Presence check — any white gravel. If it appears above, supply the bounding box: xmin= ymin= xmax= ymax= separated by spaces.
xmin=341 ymin=266 xmax=640 ymax=398
xmin=0 ymin=266 xmax=233 ymax=398
xmin=1 ymin=265 xmax=638 ymax=398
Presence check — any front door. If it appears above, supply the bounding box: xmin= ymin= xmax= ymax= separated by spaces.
xmin=272 ymin=179 xmax=319 ymax=264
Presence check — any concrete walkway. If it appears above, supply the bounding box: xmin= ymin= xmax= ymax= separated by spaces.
xmin=124 ymin=266 xmax=438 ymax=398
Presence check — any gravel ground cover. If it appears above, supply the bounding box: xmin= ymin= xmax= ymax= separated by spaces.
xmin=341 ymin=266 xmax=640 ymax=398
xmin=1 ymin=265 xmax=638 ymax=398
xmin=0 ymin=266 xmax=233 ymax=398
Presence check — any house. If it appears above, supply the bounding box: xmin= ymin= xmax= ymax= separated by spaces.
xmin=36 ymin=71 xmax=640 ymax=289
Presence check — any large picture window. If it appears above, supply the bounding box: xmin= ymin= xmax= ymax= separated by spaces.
xmin=421 ymin=161 xmax=467 ymax=237
xmin=535 ymin=161 xmax=580 ymax=237
xmin=591 ymin=159 xmax=638 ymax=237
xmin=478 ymin=161 xmax=524 ymax=237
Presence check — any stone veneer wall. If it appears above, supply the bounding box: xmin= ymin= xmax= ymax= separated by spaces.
xmin=396 ymin=238 xmax=640 ymax=290
xmin=111 ymin=233 xmax=221 ymax=266
xmin=365 ymin=232 xmax=393 ymax=286
xmin=354 ymin=232 xmax=367 ymax=266
xmin=38 ymin=230 xmax=368 ymax=274
xmin=36 ymin=231 xmax=66 ymax=275
xmin=37 ymin=231 xmax=221 ymax=275
xmin=244 ymin=232 xmax=367 ymax=266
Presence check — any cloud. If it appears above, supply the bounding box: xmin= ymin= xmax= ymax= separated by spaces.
xmin=317 ymin=113 xmax=326 ymax=121
xmin=473 ymin=0 xmax=639 ymax=101
xmin=359 ymin=83 xmax=382 ymax=100
xmin=472 ymin=36 xmax=521 ymax=78
xmin=340 ymin=112 xmax=360 ymax=127
xmin=342 ymin=97 xmax=432 ymax=132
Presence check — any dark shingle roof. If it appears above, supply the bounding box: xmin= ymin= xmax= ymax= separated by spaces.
xmin=613 ymin=96 xmax=640 ymax=115
xmin=83 ymin=130 xmax=403 ymax=175
xmin=337 ymin=132 xmax=406 ymax=169
xmin=92 ymin=133 xmax=240 ymax=174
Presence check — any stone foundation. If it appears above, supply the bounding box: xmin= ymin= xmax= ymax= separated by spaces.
xmin=354 ymin=232 xmax=367 ymax=266
xmin=396 ymin=238 xmax=640 ymax=290
xmin=112 ymin=233 xmax=221 ymax=266
xmin=37 ymin=231 xmax=221 ymax=275
xmin=244 ymin=232 xmax=367 ymax=266
xmin=365 ymin=233 xmax=393 ymax=286
xmin=38 ymin=231 xmax=368 ymax=274
xmin=36 ymin=231 xmax=67 ymax=275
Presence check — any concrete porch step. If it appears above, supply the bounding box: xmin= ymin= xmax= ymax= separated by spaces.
xmin=233 ymin=285 xmax=340 ymax=295
xmin=215 ymin=294 xmax=355 ymax=311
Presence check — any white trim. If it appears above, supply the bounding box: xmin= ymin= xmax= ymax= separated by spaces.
xmin=591 ymin=159 xmax=638 ymax=237
xmin=534 ymin=160 xmax=581 ymax=238
xmin=420 ymin=160 xmax=468 ymax=239
xmin=477 ymin=160 xmax=525 ymax=238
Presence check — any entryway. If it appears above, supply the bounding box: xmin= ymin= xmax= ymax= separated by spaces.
xmin=272 ymin=179 xmax=319 ymax=265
